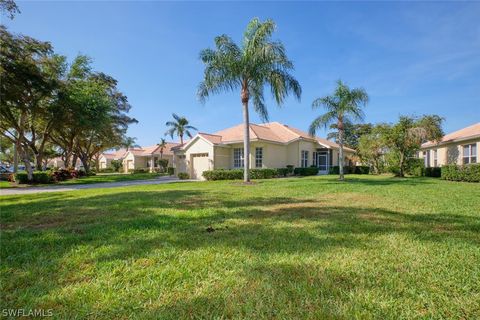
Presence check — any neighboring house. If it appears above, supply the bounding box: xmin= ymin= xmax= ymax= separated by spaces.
xmin=121 ymin=143 xmax=179 ymax=173
xmin=172 ymin=122 xmax=355 ymax=179
xmin=46 ymin=157 xmax=84 ymax=170
xmin=419 ymin=122 xmax=479 ymax=167
xmin=98 ymin=149 xmax=127 ymax=169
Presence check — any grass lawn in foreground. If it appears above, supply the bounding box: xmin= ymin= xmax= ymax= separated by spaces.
xmin=1 ymin=175 xmax=479 ymax=319
xmin=0 ymin=172 xmax=164 ymax=189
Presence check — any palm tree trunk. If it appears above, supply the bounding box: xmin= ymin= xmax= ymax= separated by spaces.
xmin=180 ymin=135 xmax=183 ymax=145
xmin=338 ymin=126 xmax=345 ymax=181
xmin=242 ymin=99 xmax=250 ymax=183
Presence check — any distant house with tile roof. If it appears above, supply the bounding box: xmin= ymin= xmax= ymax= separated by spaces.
xmin=120 ymin=142 xmax=179 ymax=172
xmin=172 ymin=122 xmax=355 ymax=179
xmin=419 ymin=122 xmax=479 ymax=167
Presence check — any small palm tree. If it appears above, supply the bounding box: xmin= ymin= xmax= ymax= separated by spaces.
xmin=198 ymin=18 xmax=301 ymax=182
xmin=309 ymin=80 xmax=368 ymax=181
xmin=157 ymin=138 xmax=167 ymax=159
xmin=123 ymin=137 xmax=140 ymax=151
xmin=165 ymin=113 xmax=197 ymax=145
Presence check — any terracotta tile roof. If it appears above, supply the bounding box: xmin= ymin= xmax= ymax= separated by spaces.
xmin=179 ymin=121 xmax=353 ymax=151
xmin=422 ymin=122 xmax=480 ymax=147
xmin=136 ymin=143 xmax=179 ymax=156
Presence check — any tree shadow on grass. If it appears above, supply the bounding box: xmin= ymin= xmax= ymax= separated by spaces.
xmin=1 ymin=187 xmax=479 ymax=315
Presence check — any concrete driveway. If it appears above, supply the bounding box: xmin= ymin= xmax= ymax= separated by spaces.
xmin=0 ymin=176 xmax=193 ymax=196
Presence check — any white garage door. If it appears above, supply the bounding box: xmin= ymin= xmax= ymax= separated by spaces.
xmin=191 ymin=153 xmax=209 ymax=180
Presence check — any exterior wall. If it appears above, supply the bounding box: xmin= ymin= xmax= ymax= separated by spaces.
xmin=183 ymin=137 xmax=215 ymax=178
xmin=420 ymin=138 xmax=479 ymax=167
xmin=99 ymin=157 xmax=111 ymax=169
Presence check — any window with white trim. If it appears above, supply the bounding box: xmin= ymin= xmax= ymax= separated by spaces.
xmin=433 ymin=149 xmax=438 ymax=167
xmin=255 ymin=147 xmax=263 ymax=168
xmin=233 ymin=148 xmax=244 ymax=168
xmin=312 ymin=152 xmax=317 ymax=167
xmin=301 ymin=150 xmax=309 ymax=168
xmin=463 ymin=144 xmax=477 ymax=164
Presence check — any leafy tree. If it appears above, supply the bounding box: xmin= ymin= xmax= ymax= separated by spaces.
xmin=357 ymin=124 xmax=389 ymax=174
xmin=122 ymin=137 xmax=140 ymax=151
xmin=0 ymin=26 xmax=56 ymax=179
xmin=0 ymin=135 xmax=14 ymax=164
xmin=157 ymin=138 xmax=167 ymax=159
xmin=383 ymin=115 xmax=443 ymax=177
xmin=0 ymin=0 xmax=20 ymax=19
xmin=165 ymin=113 xmax=197 ymax=145
xmin=72 ymin=73 xmax=137 ymax=173
xmin=198 ymin=18 xmax=301 ymax=182
xmin=327 ymin=122 xmax=373 ymax=149
xmin=309 ymin=80 xmax=368 ymax=181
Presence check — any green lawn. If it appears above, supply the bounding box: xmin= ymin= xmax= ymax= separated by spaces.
xmin=1 ymin=175 xmax=479 ymax=319
xmin=0 ymin=172 xmax=163 ymax=188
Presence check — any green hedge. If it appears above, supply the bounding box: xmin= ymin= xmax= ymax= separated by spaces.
xmin=425 ymin=167 xmax=441 ymax=178
xmin=15 ymin=171 xmax=51 ymax=184
xmin=441 ymin=164 xmax=480 ymax=182
xmin=329 ymin=166 xmax=370 ymax=175
xmin=293 ymin=167 xmax=319 ymax=176
xmin=167 ymin=167 xmax=175 ymax=175
xmin=177 ymin=172 xmax=190 ymax=180
xmin=203 ymin=168 xmax=299 ymax=180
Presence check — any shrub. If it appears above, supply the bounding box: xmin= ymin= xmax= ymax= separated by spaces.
xmin=354 ymin=166 xmax=370 ymax=174
xmin=424 ymin=167 xmax=441 ymax=178
xmin=286 ymin=165 xmax=294 ymax=174
xmin=294 ymin=167 xmax=319 ymax=176
xmin=167 ymin=167 xmax=175 ymax=175
xmin=177 ymin=172 xmax=190 ymax=180
xmin=249 ymin=168 xmax=278 ymax=179
xmin=158 ymin=159 xmax=169 ymax=171
xmin=202 ymin=168 xmax=280 ymax=181
xmin=132 ymin=168 xmax=148 ymax=174
xmin=110 ymin=160 xmax=122 ymax=172
xmin=406 ymin=158 xmax=425 ymax=177
xmin=99 ymin=168 xmax=115 ymax=173
xmin=329 ymin=166 xmax=370 ymax=175
xmin=203 ymin=169 xmax=243 ymax=181
xmin=276 ymin=168 xmax=289 ymax=177
xmin=50 ymin=168 xmax=80 ymax=182
xmin=15 ymin=171 xmax=51 ymax=184
xmin=441 ymin=164 xmax=480 ymax=182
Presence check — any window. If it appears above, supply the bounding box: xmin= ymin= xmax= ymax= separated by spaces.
xmin=433 ymin=149 xmax=438 ymax=167
xmin=301 ymin=150 xmax=309 ymax=167
xmin=234 ymin=148 xmax=244 ymax=168
xmin=255 ymin=147 xmax=263 ymax=168
xmin=463 ymin=144 xmax=477 ymax=164
xmin=423 ymin=151 xmax=428 ymax=167
xmin=312 ymin=152 xmax=317 ymax=167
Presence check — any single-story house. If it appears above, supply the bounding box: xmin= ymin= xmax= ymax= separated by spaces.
xmin=419 ymin=122 xmax=479 ymax=167
xmin=172 ymin=121 xmax=355 ymax=179
xmin=121 ymin=143 xmax=179 ymax=172
xmin=99 ymin=149 xmax=127 ymax=169
xmin=46 ymin=157 xmax=84 ymax=170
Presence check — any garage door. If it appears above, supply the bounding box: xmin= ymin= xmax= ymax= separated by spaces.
xmin=191 ymin=153 xmax=209 ymax=180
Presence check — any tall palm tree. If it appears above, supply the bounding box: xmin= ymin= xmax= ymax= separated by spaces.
xmin=122 ymin=137 xmax=140 ymax=151
xmin=157 ymin=138 xmax=167 ymax=159
xmin=165 ymin=113 xmax=197 ymax=145
xmin=309 ymin=80 xmax=368 ymax=181
xmin=198 ymin=18 xmax=301 ymax=182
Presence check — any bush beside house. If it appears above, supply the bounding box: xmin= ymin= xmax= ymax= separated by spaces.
xmin=14 ymin=168 xmax=87 ymax=184
xmin=441 ymin=164 xmax=480 ymax=182
xmin=202 ymin=167 xmax=318 ymax=181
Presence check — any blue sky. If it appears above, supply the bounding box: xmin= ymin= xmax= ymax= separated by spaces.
xmin=5 ymin=1 xmax=480 ymax=146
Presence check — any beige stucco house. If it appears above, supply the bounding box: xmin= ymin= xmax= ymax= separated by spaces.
xmin=172 ymin=122 xmax=355 ymax=179
xmin=419 ymin=122 xmax=479 ymax=167
xmin=120 ymin=143 xmax=179 ymax=172
xmin=99 ymin=149 xmax=127 ymax=169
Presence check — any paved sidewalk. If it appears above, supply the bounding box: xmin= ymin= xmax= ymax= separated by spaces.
xmin=0 ymin=176 xmax=193 ymax=196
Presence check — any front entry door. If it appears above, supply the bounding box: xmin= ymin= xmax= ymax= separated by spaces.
xmin=318 ymin=152 xmax=328 ymax=174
